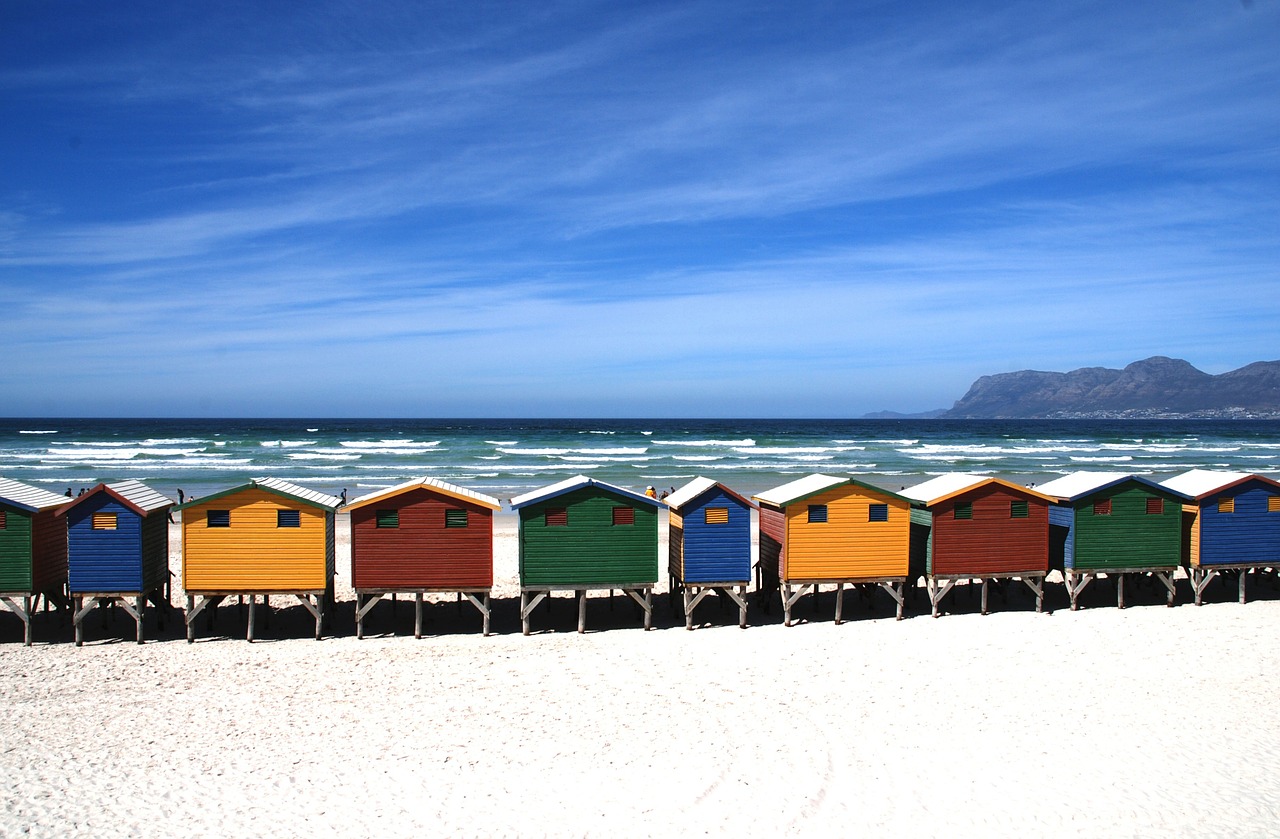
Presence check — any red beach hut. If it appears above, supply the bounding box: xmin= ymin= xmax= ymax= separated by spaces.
xmin=342 ymin=478 xmax=501 ymax=638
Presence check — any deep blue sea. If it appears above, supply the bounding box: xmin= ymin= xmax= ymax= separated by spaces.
xmin=3 ymin=418 xmax=1279 ymax=507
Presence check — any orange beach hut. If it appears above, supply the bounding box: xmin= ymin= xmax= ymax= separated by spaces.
xmin=176 ymin=478 xmax=340 ymax=641
xmin=753 ymin=474 xmax=915 ymax=625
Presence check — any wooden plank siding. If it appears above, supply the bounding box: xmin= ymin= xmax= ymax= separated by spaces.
xmin=349 ymin=486 xmax=493 ymax=589
xmin=1193 ymin=480 xmax=1280 ymax=568
xmin=183 ymin=488 xmax=333 ymax=591
xmin=782 ymin=486 xmax=912 ymax=581
xmin=667 ymin=511 xmax=685 ymax=581
xmin=518 ymin=486 xmax=658 ymax=587
xmin=925 ymin=485 xmax=1049 ymax=576
xmin=669 ymin=486 xmax=752 ymax=584
xmin=1068 ymin=485 xmax=1182 ymax=571
xmin=30 ymin=510 xmax=68 ymax=593
xmin=757 ymin=506 xmax=785 ymax=584
xmin=0 ymin=504 xmax=35 ymax=590
xmin=66 ymin=496 xmax=155 ymax=592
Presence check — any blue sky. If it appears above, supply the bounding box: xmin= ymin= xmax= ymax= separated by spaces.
xmin=2 ymin=0 xmax=1278 ymax=417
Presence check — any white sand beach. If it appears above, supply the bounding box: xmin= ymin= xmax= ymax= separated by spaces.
xmin=2 ymin=515 xmax=1280 ymax=837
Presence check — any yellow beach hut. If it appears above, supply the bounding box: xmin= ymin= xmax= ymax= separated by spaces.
xmin=176 ymin=478 xmax=340 ymax=642
xmin=753 ymin=474 xmax=915 ymax=625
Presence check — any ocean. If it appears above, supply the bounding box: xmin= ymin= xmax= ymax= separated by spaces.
xmin=3 ymin=418 xmax=1279 ymax=507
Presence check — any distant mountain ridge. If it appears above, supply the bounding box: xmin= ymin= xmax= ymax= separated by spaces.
xmin=943 ymin=357 xmax=1280 ymax=419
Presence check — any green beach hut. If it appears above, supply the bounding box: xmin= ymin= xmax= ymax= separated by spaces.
xmin=510 ymin=475 xmax=660 ymax=634
xmin=1037 ymin=471 xmax=1190 ymax=610
xmin=0 ymin=478 xmax=70 ymax=645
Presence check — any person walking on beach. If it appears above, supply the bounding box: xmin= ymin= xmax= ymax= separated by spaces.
xmin=645 ymin=485 xmax=657 ymax=499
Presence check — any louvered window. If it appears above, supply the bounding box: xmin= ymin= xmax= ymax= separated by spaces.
xmin=1146 ymin=497 xmax=1164 ymax=515
xmin=0 ymin=511 xmax=7 ymax=529
xmin=807 ymin=504 xmax=828 ymax=523
xmin=92 ymin=512 xmax=118 ymax=530
xmin=1093 ymin=499 xmax=1112 ymax=516
xmin=612 ymin=507 xmax=634 ymax=526
xmin=546 ymin=508 xmax=567 ymax=527
xmin=1218 ymin=497 xmax=1235 ymax=514
xmin=705 ymin=507 xmax=729 ymax=524
xmin=446 ymin=509 xmax=469 ymax=528
xmin=954 ymin=502 xmax=972 ymax=520
xmin=1269 ymin=496 xmax=1280 ymax=513
xmin=277 ymin=509 xmax=301 ymax=528
xmin=376 ymin=509 xmax=399 ymax=528
xmin=1010 ymin=500 xmax=1029 ymax=519
xmin=207 ymin=510 xmax=230 ymax=528
xmin=868 ymin=503 xmax=888 ymax=522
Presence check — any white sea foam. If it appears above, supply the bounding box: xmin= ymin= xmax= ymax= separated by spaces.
xmin=485 ymin=440 xmax=518 ymax=446
xmin=339 ymin=440 xmax=441 ymax=449
xmin=18 ymin=430 xmax=57 ymax=434
xmin=261 ymin=440 xmax=316 ymax=448
xmin=652 ymin=439 xmax=756 ymax=447
xmin=286 ymin=453 xmax=362 ymax=461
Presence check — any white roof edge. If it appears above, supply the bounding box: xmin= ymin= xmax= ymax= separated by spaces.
xmin=1036 ymin=471 xmax=1134 ymax=500
xmin=664 ymin=477 xmax=719 ymax=510
xmin=753 ymin=474 xmax=846 ymax=506
xmin=253 ymin=477 xmax=341 ymax=509
xmin=1160 ymin=469 xmax=1254 ymax=498
xmin=898 ymin=473 xmax=989 ymax=503
xmin=344 ymin=477 xmax=500 ymax=510
xmin=0 ymin=477 xmax=70 ymax=511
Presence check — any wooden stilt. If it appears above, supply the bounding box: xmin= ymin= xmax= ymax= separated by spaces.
xmin=247 ymin=594 xmax=256 ymax=642
xmin=415 ymin=592 xmax=423 ymax=639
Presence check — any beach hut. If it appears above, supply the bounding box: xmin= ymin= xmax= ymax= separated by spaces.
xmin=176 ymin=478 xmax=340 ymax=642
xmin=901 ymin=474 xmax=1051 ymax=617
xmin=0 ymin=478 xmax=70 ymax=645
xmin=57 ymin=480 xmax=173 ymax=645
xmin=753 ymin=474 xmax=915 ymax=626
xmin=1161 ymin=469 xmax=1280 ymax=605
xmin=665 ymin=477 xmax=756 ymax=630
xmin=510 ymin=475 xmax=659 ymax=635
xmin=342 ymin=477 xmax=501 ymax=638
xmin=1037 ymin=472 xmax=1188 ymax=611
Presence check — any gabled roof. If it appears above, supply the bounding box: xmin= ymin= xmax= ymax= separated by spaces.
xmin=664 ymin=477 xmax=756 ymax=512
xmin=753 ymin=474 xmax=848 ymax=507
xmin=0 ymin=477 xmax=70 ymax=513
xmin=1161 ymin=469 xmax=1280 ymax=500
xmin=57 ymin=480 xmax=173 ymax=517
xmin=900 ymin=473 xmax=1053 ymax=506
xmin=752 ymin=474 xmax=910 ymax=507
xmin=174 ymin=477 xmax=340 ymax=512
xmin=509 ymin=475 xmax=659 ymax=510
xmin=1035 ymin=471 xmax=1186 ymax=503
xmin=342 ymin=477 xmax=500 ymax=512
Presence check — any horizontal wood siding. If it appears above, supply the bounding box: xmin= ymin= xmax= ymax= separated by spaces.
xmin=140 ymin=512 xmax=170 ymax=591
xmin=350 ymin=487 xmax=493 ymax=589
xmin=930 ymin=486 xmax=1049 ymax=576
xmin=909 ymin=507 xmax=933 ymax=575
xmin=1048 ymin=505 xmax=1074 ymax=571
xmin=31 ymin=509 xmax=68 ymax=593
xmin=1072 ymin=486 xmax=1181 ymax=570
xmin=784 ymin=487 xmax=910 ymax=581
xmin=1183 ymin=507 xmax=1199 ymax=566
xmin=67 ymin=496 xmax=143 ymax=592
xmin=0 ymin=505 xmax=34 ymax=590
xmin=518 ymin=487 xmax=657 ymax=586
xmin=757 ymin=506 xmax=785 ymax=583
xmin=679 ymin=489 xmax=751 ymax=583
xmin=667 ymin=512 xmax=684 ymax=581
xmin=1197 ymin=482 xmax=1280 ymax=567
xmin=183 ymin=488 xmax=329 ymax=591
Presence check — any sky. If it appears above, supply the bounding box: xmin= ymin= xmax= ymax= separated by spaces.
xmin=2 ymin=0 xmax=1278 ymax=418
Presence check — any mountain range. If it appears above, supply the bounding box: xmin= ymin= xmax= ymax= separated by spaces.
xmin=939 ymin=357 xmax=1280 ymax=419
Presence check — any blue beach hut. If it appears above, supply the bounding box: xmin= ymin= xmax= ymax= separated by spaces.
xmin=57 ymin=480 xmax=173 ymax=645
xmin=1161 ymin=469 xmax=1280 ymax=605
xmin=664 ymin=477 xmax=756 ymax=630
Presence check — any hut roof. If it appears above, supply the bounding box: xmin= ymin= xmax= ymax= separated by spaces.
xmin=1161 ymin=469 xmax=1279 ymax=500
xmin=665 ymin=477 xmax=757 ymax=512
xmin=753 ymin=474 xmax=848 ymax=507
xmin=0 ymin=477 xmax=70 ymax=512
xmin=342 ymin=477 xmax=500 ymax=512
xmin=901 ymin=473 xmax=1053 ymax=506
xmin=57 ymin=479 xmax=172 ymax=517
xmin=174 ymin=477 xmax=340 ymax=512
xmin=510 ymin=475 xmax=659 ymax=510
xmin=1036 ymin=471 xmax=1185 ymax=502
